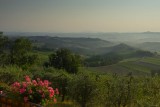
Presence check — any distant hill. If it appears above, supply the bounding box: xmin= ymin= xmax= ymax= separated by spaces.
xmin=26 ymin=36 xmax=115 ymax=55
xmin=96 ymin=43 xmax=135 ymax=54
xmin=25 ymin=36 xmax=155 ymax=57
xmin=5 ymin=32 xmax=160 ymax=43
xmin=136 ymin=42 xmax=160 ymax=52
xmin=85 ymin=44 xmax=154 ymax=67
xmin=8 ymin=36 xmax=155 ymax=56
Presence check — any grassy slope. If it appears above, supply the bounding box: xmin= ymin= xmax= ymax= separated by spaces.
xmin=88 ymin=56 xmax=160 ymax=76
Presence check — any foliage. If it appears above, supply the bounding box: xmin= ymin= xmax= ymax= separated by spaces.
xmin=0 ymin=82 xmax=10 ymax=96
xmin=10 ymin=38 xmax=38 ymax=67
xmin=85 ymin=52 xmax=122 ymax=67
xmin=1 ymin=65 xmax=160 ymax=107
xmin=0 ymin=34 xmax=8 ymax=50
xmin=47 ymin=48 xmax=82 ymax=74
xmin=1 ymin=34 xmax=160 ymax=107
xmin=0 ymin=66 xmax=31 ymax=84
xmin=69 ymin=71 xmax=99 ymax=107
xmin=11 ymin=76 xmax=59 ymax=106
xmin=104 ymin=74 xmax=137 ymax=107
xmin=0 ymin=31 xmax=3 ymax=35
xmin=135 ymin=76 xmax=160 ymax=106
xmin=42 ymin=68 xmax=72 ymax=102
xmin=0 ymin=36 xmax=38 ymax=69
xmin=85 ymin=50 xmax=155 ymax=67
xmin=130 ymin=50 xmax=154 ymax=58
xmin=0 ymin=34 xmax=10 ymax=66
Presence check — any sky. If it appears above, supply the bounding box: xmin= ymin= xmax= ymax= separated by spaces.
xmin=0 ymin=0 xmax=160 ymax=32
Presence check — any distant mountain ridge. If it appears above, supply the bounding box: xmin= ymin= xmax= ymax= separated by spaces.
xmin=27 ymin=36 xmax=115 ymax=55
xmin=7 ymin=35 xmax=155 ymax=56
xmin=136 ymin=42 xmax=160 ymax=52
xmin=25 ymin=36 xmax=154 ymax=56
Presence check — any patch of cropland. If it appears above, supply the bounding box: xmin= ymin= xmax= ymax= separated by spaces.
xmin=88 ymin=56 xmax=160 ymax=76
xmin=85 ymin=45 xmax=154 ymax=67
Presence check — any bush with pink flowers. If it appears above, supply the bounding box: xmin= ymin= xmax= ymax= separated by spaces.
xmin=11 ymin=75 xmax=59 ymax=106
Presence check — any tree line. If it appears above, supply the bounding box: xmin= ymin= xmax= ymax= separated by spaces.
xmin=0 ymin=33 xmax=82 ymax=73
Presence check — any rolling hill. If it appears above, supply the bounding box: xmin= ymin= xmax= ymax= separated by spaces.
xmin=26 ymin=36 xmax=116 ymax=55
xmin=27 ymin=36 xmax=152 ymax=55
xmin=136 ymin=42 xmax=160 ymax=52
xmin=88 ymin=56 xmax=160 ymax=76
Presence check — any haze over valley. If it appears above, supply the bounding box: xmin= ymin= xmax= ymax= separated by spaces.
xmin=5 ymin=31 xmax=160 ymax=52
xmin=1 ymin=0 xmax=160 ymax=106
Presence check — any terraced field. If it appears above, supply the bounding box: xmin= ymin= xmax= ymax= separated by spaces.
xmin=88 ymin=56 xmax=160 ymax=76
xmin=140 ymin=57 xmax=160 ymax=65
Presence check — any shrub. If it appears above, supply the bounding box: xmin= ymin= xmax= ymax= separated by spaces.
xmin=69 ymin=71 xmax=98 ymax=107
xmin=0 ymin=66 xmax=31 ymax=84
xmin=11 ymin=75 xmax=59 ymax=106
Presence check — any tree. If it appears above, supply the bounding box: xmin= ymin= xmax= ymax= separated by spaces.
xmin=0 ymin=33 xmax=10 ymax=66
xmin=0 ymin=31 xmax=3 ymax=35
xmin=0 ymin=33 xmax=8 ymax=50
xmin=48 ymin=48 xmax=82 ymax=74
xmin=42 ymin=68 xmax=71 ymax=102
xmin=10 ymin=37 xmax=37 ymax=68
xmin=69 ymin=72 xmax=98 ymax=107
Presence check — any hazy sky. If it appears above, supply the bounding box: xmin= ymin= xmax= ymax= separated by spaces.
xmin=1 ymin=0 xmax=160 ymax=32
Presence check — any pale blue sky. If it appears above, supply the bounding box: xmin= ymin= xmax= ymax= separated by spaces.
xmin=0 ymin=0 xmax=160 ymax=32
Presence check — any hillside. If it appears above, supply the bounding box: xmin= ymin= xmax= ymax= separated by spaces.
xmin=6 ymin=32 xmax=160 ymax=53
xmin=26 ymin=36 xmax=115 ymax=55
xmin=95 ymin=43 xmax=136 ymax=54
xmin=136 ymin=42 xmax=160 ymax=52
xmin=88 ymin=56 xmax=160 ymax=76
xmin=28 ymin=36 xmax=152 ymax=56
xmin=85 ymin=45 xmax=154 ymax=67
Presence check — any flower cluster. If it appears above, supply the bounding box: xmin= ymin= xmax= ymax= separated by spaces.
xmin=11 ymin=76 xmax=59 ymax=105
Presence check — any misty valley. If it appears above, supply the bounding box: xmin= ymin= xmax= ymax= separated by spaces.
xmin=0 ymin=32 xmax=160 ymax=107
xmin=1 ymin=0 xmax=160 ymax=106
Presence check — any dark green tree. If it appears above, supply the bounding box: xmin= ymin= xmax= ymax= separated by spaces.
xmin=69 ymin=72 xmax=98 ymax=107
xmin=0 ymin=33 xmax=10 ymax=66
xmin=10 ymin=38 xmax=37 ymax=68
xmin=0 ymin=33 xmax=8 ymax=50
xmin=0 ymin=31 xmax=3 ymax=35
xmin=48 ymin=48 xmax=82 ymax=73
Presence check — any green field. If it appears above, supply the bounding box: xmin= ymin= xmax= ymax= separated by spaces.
xmin=88 ymin=56 xmax=160 ymax=75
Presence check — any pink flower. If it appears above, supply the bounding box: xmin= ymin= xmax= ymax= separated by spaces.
xmin=22 ymin=82 xmax=27 ymax=88
xmin=11 ymin=76 xmax=59 ymax=104
xmin=25 ymin=76 xmax=31 ymax=82
xmin=12 ymin=82 xmax=21 ymax=92
xmin=49 ymin=89 xmax=55 ymax=98
xmin=38 ymin=90 xmax=43 ymax=94
xmin=48 ymin=87 xmax=53 ymax=90
xmin=54 ymin=98 xmax=57 ymax=103
xmin=20 ymin=88 xmax=26 ymax=94
xmin=24 ymin=97 xmax=28 ymax=102
xmin=32 ymin=80 xmax=38 ymax=86
xmin=28 ymin=89 xmax=32 ymax=94
xmin=42 ymin=93 xmax=45 ymax=98
xmin=44 ymin=80 xmax=49 ymax=87
xmin=55 ymin=88 xmax=59 ymax=95
xmin=38 ymin=81 xmax=44 ymax=86
xmin=49 ymin=93 xmax=54 ymax=98
xmin=0 ymin=91 xmax=3 ymax=94
xmin=12 ymin=82 xmax=20 ymax=88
